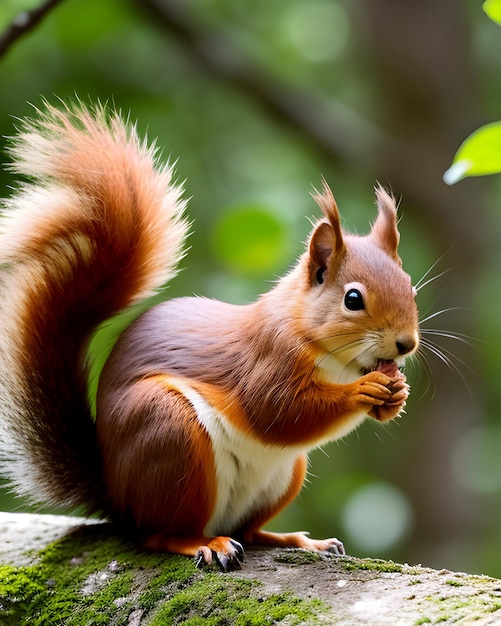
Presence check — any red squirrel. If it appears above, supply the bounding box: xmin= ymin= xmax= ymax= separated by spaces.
xmin=0 ymin=104 xmax=419 ymax=571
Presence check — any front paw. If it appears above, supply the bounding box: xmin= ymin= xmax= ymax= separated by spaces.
xmin=354 ymin=371 xmax=393 ymax=409
xmin=369 ymin=372 xmax=410 ymax=422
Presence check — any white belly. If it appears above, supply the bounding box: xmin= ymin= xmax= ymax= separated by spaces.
xmin=169 ymin=379 xmax=303 ymax=536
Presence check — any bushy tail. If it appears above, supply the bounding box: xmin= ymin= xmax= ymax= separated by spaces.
xmin=0 ymin=103 xmax=188 ymax=514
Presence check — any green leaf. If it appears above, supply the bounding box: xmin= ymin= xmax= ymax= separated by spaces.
xmin=443 ymin=121 xmax=501 ymax=184
xmin=483 ymin=0 xmax=501 ymax=25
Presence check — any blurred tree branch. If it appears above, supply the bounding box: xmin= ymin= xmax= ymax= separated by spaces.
xmin=134 ymin=0 xmax=397 ymax=172
xmin=133 ymin=0 xmax=486 ymax=246
xmin=0 ymin=0 xmax=64 ymax=58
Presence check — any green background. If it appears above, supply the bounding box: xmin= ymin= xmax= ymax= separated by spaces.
xmin=2 ymin=0 xmax=501 ymax=578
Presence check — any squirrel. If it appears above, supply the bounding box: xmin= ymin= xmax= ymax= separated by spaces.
xmin=0 ymin=103 xmax=419 ymax=571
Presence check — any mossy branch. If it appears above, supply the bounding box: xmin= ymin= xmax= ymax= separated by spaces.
xmin=1 ymin=512 xmax=501 ymax=625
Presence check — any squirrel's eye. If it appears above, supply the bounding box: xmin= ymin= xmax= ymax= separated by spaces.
xmin=344 ymin=289 xmax=364 ymax=311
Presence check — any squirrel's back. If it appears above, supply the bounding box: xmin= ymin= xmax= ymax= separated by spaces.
xmin=0 ymin=104 xmax=188 ymax=511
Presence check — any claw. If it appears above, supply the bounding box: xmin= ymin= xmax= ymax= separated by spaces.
xmin=325 ymin=538 xmax=345 ymax=556
xmin=312 ymin=537 xmax=346 ymax=556
xmin=195 ymin=545 xmax=213 ymax=568
xmin=194 ymin=537 xmax=245 ymax=572
xmin=215 ymin=538 xmax=244 ymax=571
xmin=230 ymin=538 xmax=245 ymax=562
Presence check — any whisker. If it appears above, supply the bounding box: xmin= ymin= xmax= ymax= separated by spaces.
xmin=421 ymin=328 xmax=475 ymax=340
xmin=419 ymin=340 xmax=455 ymax=373
xmin=415 ymin=268 xmax=451 ymax=292
xmin=419 ymin=307 xmax=467 ymax=325
xmin=422 ymin=338 xmax=476 ymax=376
xmin=421 ymin=328 xmax=493 ymax=349
xmin=410 ymin=350 xmax=436 ymax=399
xmin=420 ymin=329 xmax=475 ymax=349
xmin=419 ymin=337 xmax=474 ymax=397
xmin=284 ymin=331 xmax=362 ymax=358
xmin=408 ymin=350 xmax=437 ymax=400
xmin=414 ymin=245 xmax=453 ymax=292
xmin=337 ymin=337 xmax=380 ymax=378
xmin=373 ymin=430 xmax=386 ymax=444
xmin=315 ymin=336 xmax=368 ymax=368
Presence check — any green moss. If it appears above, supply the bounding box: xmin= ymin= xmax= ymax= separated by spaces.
xmin=0 ymin=564 xmax=46 ymax=620
xmin=420 ymin=588 xmax=501 ymax=624
xmin=0 ymin=528 xmax=329 ymax=625
xmin=149 ymin=574 xmax=327 ymax=625
xmin=340 ymin=556 xmax=403 ymax=574
xmin=272 ymin=549 xmax=323 ymax=566
xmin=0 ymin=526 xmax=195 ymax=625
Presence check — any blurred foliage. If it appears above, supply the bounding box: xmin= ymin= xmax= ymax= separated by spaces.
xmin=1 ymin=0 xmax=501 ymax=579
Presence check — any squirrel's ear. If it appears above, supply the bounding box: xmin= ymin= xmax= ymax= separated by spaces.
xmin=308 ymin=181 xmax=345 ymax=283
xmin=370 ymin=185 xmax=401 ymax=264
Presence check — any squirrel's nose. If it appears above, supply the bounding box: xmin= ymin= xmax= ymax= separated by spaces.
xmin=396 ymin=335 xmax=418 ymax=356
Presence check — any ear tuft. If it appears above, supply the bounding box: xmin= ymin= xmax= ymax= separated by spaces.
xmin=371 ymin=184 xmax=401 ymax=264
xmin=308 ymin=180 xmax=345 ymax=284
xmin=311 ymin=179 xmax=344 ymax=256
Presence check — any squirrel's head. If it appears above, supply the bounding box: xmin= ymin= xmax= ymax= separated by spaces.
xmin=298 ymin=181 xmax=419 ymax=383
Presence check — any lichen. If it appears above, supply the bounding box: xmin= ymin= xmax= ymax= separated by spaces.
xmin=0 ymin=527 xmax=329 ymax=625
